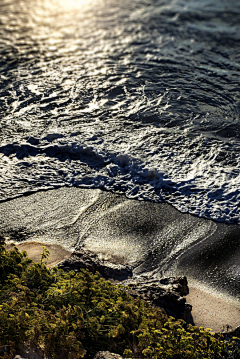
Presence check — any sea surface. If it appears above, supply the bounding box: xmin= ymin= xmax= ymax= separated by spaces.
xmin=1 ymin=0 xmax=240 ymax=223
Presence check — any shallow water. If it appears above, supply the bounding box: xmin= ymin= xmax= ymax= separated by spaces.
xmin=1 ymin=0 xmax=240 ymax=223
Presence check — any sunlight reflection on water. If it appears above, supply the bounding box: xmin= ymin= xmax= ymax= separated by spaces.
xmin=49 ymin=0 xmax=96 ymax=11
xmin=1 ymin=0 xmax=240 ymax=224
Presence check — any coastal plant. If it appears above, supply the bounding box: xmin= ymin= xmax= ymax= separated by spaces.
xmin=0 ymin=242 xmax=239 ymax=359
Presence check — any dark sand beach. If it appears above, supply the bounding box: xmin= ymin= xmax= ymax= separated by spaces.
xmin=1 ymin=187 xmax=240 ymax=333
xmin=1 ymin=0 xmax=240 ymax=345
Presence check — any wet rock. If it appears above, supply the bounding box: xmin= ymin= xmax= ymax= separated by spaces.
xmin=93 ymin=351 xmax=124 ymax=359
xmin=122 ymin=276 xmax=192 ymax=320
xmin=57 ymin=248 xmax=133 ymax=281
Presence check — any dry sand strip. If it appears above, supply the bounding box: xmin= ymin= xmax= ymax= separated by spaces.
xmin=5 ymin=241 xmax=72 ymax=268
xmin=187 ymin=286 xmax=240 ymax=333
xmin=5 ymin=241 xmax=240 ymax=333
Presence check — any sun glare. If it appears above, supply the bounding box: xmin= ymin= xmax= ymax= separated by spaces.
xmin=56 ymin=0 xmax=93 ymax=10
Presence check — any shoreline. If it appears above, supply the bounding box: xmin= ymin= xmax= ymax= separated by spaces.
xmin=1 ymin=187 xmax=240 ymax=334
xmin=6 ymin=241 xmax=240 ymax=333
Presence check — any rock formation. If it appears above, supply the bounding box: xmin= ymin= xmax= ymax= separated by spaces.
xmin=57 ymin=248 xmax=192 ymax=320
xmin=57 ymin=248 xmax=133 ymax=281
xmin=122 ymin=275 xmax=191 ymax=320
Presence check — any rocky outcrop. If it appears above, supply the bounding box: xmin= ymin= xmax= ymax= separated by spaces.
xmin=122 ymin=275 xmax=192 ymax=320
xmin=57 ymin=248 xmax=133 ymax=281
xmin=57 ymin=248 xmax=192 ymax=320
xmin=93 ymin=351 xmax=124 ymax=359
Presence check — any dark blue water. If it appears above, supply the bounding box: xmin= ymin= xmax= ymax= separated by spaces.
xmin=1 ymin=0 xmax=240 ymax=222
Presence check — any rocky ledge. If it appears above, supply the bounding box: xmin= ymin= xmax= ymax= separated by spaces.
xmin=57 ymin=248 xmax=133 ymax=281
xmin=122 ymin=275 xmax=192 ymax=320
xmin=57 ymin=248 xmax=192 ymax=320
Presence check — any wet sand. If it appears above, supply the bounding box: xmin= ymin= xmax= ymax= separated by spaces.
xmin=1 ymin=187 xmax=240 ymax=332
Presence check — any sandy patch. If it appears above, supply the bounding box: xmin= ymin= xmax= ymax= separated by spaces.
xmin=186 ymin=285 xmax=240 ymax=332
xmin=5 ymin=241 xmax=72 ymax=268
xmin=4 ymin=241 xmax=240 ymax=333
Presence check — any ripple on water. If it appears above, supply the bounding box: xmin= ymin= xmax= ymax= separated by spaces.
xmin=0 ymin=0 xmax=240 ymax=223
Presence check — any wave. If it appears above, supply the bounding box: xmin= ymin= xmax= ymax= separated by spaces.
xmin=1 ymin=130 xmax=240 ymax=223
xmin=1 ymin=0 xmax=240 ymax=223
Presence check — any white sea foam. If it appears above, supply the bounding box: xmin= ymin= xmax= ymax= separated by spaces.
xmin=0 ymin=127 xmax=240 ymax=223
xmin=1 ymin=0 xmax=240 ymax=224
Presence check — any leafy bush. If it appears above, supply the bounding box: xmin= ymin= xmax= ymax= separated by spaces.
xmin=0 ymin=242 xmax=239 ymax=358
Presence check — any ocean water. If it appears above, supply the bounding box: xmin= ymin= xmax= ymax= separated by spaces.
xmin=1 ymin=0 xmax=240 ymax=223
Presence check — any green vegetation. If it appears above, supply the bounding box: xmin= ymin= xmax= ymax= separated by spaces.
xmin=0 ymin=241 xmax=239 ymax=359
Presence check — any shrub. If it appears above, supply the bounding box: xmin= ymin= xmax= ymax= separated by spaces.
xmin=0 ymin=242 xmax=239 ymax=358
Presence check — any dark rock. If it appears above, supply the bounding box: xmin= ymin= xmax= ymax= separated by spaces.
xmin=122 ymin=276 xmax=192 ymax=320
xmin=15 ymin=344 xmax=45 ymax=359
xmin=57 ymin=248 xmax=191 ymax=320
xmin=93 ymin=351 xmax=124 ymax=359
xmin=212 ymin=325 xmax=240 ymax=352
xmin=222 ymin=325 xmax=240 ymax=337
xmin=221 ymin=325 xmax=240 ymax=347
xmin=57 ymin=248 xmax=133 ymax=281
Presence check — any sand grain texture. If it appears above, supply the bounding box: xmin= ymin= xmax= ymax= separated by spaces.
xmin=187 ymin=286 xmax=240 ymax=332
xmin=6 ymin=242 xmax=72 ymax=268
